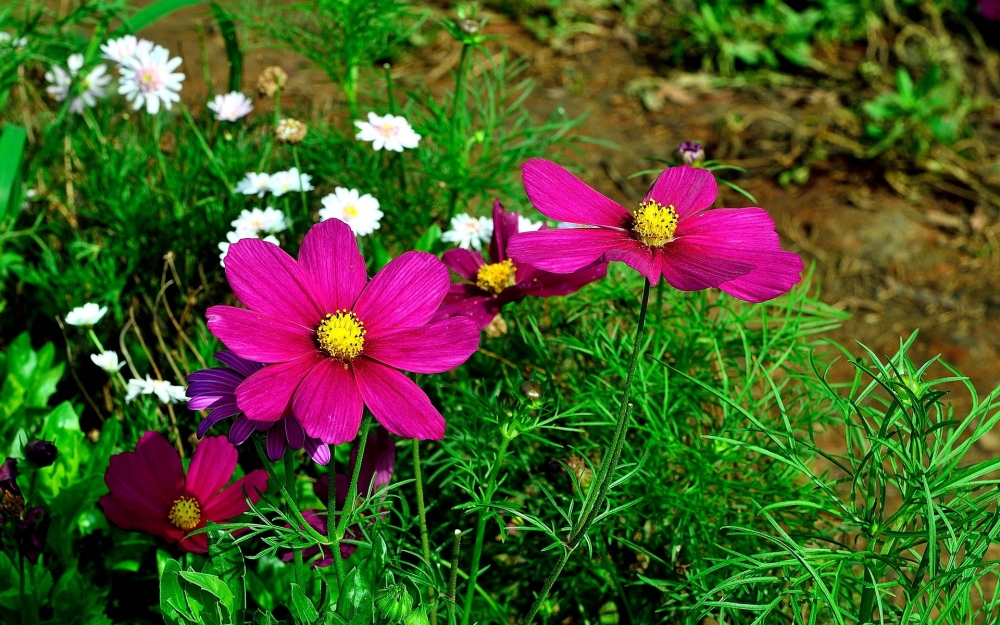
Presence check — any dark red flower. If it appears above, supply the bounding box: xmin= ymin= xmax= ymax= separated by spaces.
xmin=16 ymin=507 xmax=50 ymax=564
xmin=437 ymin=200 xmax=607 ymax=328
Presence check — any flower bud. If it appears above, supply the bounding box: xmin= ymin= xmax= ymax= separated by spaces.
xmin=257 ymin=66 xmax=288 ymax=98
xmin=403 ymin=608 xmax=430 ymax=625
xmin=376 ymin=584 xmax=412 ymax=622
xmin=459 ymin=19 xmax=480 ymax=35
xmin=24 ymin=440 xmax=57 ymax=467
xmin=677 ymin=141 xmax=705 ymax=166
xmin=275 ymin=118 xmax=308 ymax=144
xmin=520 ymin=380 xmax=542 ymax=401
xmin=484 ymin=313 xmax=508 ymax=338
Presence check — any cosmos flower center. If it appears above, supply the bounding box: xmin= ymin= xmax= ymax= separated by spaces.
xmin=317 ymin=311 xmax=366 ymax=361
xmin=476 ymin=259 xmax=517 ymax=295
xmin=168 ymin=496 xmax=201 ymax=531
xmin=2 ymin=490 xmax=26 ymax=520
xmin=632 ymin=200 xmax=678 ymax=247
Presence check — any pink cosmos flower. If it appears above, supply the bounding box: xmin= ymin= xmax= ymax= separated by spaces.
xmin=206 ymin=219 xmax=481 ymax=444
xmin=506 ymin=160 xmax=803 ymax=303
xmin=437 ymin=200 xmax=607 ymax=329
xmin=99 ymin=431 xmax=268 ymax=553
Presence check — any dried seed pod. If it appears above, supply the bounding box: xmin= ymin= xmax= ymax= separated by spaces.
xmin=275 ymin=118 xmax=307 ymax=144
xmin=256 ymin=66 xmax=288 ymax=98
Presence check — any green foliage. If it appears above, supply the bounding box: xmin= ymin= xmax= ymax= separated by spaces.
xmin=0 ymin=332 xmax=64 ymax=441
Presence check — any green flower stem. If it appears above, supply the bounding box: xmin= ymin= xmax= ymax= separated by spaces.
xmin=446 ymin=42 xmax=473 ymax=221
xmin=521 ymin=278 xmax=651 ymax=625
xmin=332 ymin=414 xmax=374 ymax=584
xmin=460 ymin=432 xmax=514 ymax=625
xmin=412 ymin=439 xmax=438 ymax=625
xmin=87 ymin=329 xmax=127 ymax=390
xmin=257 ymin=86 xmax=282 ymax=172
xmin=253 ymin=437 xmax=328 ymax=547
xmin=383 ymin=64 xmax=409 ymax=205
xmin=291 ymin=145 xmax=309 ymax=217
xmin=177 ymin=101 xmax=232 ymax=190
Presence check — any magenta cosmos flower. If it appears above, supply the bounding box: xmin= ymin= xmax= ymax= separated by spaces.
xmin=99 ymin=431 xmax=268 ymax=553
xmin=206 ymin=219 xmax=481 ymax=444
xmin=437 ymin=200 xmax=607 ymax=329
xmin=506 ymin=160 xmax=803 ymax=303
xmin=187 ymin=350 xmax=331 ymax=465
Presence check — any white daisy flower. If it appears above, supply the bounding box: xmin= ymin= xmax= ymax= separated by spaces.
xmin=267 ymin=168 xmax=313 ymax=196
xmin=354 ymin=112 xmax=421 ymax=152
xmin=100 ymin=35 xmax=153 ymax=65
xmin=233 ymin=172 xmax=272 ymax=197
xmin=231 ymin=207 xmax=287 ymax=235
xmin=442 ymin=214 xmax=493 ymax=251
xmin=65 ymin=302 xmax=108 ymax=326
xmin=117 ymin=44 xmax=184 ymax=115
xmin=208 ymin=91 xmax=253 ymax=122
xmin=318 ymin=187 xmax=383 ymax=236
xmin=0 ymin=32 xmax=28 ymax=54
xmin=219 ymin=231 xmax=280 ymax=267
xmin=45 ymin=54 xmax=112 ymax=114
xmin=125 ymin=375 xmax=187 ymax=404
xmin=91 ymin=351 xmax=125 ymax=373
xmin=518 ymin=215 xmax=544 ymax=232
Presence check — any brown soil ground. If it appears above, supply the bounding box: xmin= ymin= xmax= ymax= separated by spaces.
xmin=145 ymin=5 xmax=1000 ymax=453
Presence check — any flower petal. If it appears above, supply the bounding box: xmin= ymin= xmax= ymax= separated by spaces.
xmin=224 ymin=237 xmax=322 ymax=327
xmin=604 ymin=243 xmax=663 ymax=284
xmin=435 ymin=285 xmax=499 ymax=329
xmin=305 ymin=439 xmax=331 ymax=465
xmin=185 ymin=436 xmax=239 ymax=504
xmin=353 ymin=358 xmax=446 ymax=440
xmin=657 ymin=240 xmax=755 ymax=291
xmin=197 ymin=402 xmax=240 ymax=438
xmin=353 ymin=251 xmax=450 ymax=336
xmin=352 ymin=429 xmax=396 ymax=496
xmin=266 ymin=425 xmax=287 ymax=460
xmin=206 ymin=305 xmax=316 ymax=363
xmin=522 ymin=159 xmax=630 ymax=227
xmin=442 ymin=249 xmax=486 ymax=282
xmin=285 ymin=416 xmax=306 ymax=450
xmin=236 ymin=352 xmax=324 ymax=422
xmin=104 ymin=431 xmax=183 ymax=513
xmin=720 ymin=248 xmax=803 ymax=302
xmin=490 ymin=199 xmax=520 ymax=263
xmin=297 ymin=219 xmax=368 ymax=312
xmin=200 ymin=469 xmax=268 ymax=521
xmin=507 ymin=227 xmax=629 ymax=274
xmin=645 ymin=166 xmax=718 ymax=220
xmin=213 ymin=350 xmax=265 ymax=378
xmin=99 ymin=494 xmax=182 ymax=542
xmin=517 ymin=262 xmax=608 ymax=297
xmin=291 ymin=358 xmax=364 ymax=445
xmin=364 ymin=318 xmax=480 ymax=374
xmin=229 ymin=416 xmax=257 ymax=445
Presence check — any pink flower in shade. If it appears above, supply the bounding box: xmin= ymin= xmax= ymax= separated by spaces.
xmin=982 ymin=0 xmax=1000 ymax=20
xmin=99 ymin=432 xmax=268 ymax=553
xmin=206 ymin=219 xmax=481 ymax=444
xmin=437 ymin=200 xmax=607 ymax=329
xmin=506 ymin=160 xmax=804 ymax=303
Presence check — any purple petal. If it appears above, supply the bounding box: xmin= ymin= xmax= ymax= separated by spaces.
xmin=353 ymin=251 xmax=450 ymax=336
xmin=266 ymin=425 xmax=287 ymax=461
xmin=305 ymin=439 xmax=331 ymax=465
xmin=363 ymin=318 xmax=480 ymax=374
xmin=285 ymin=416 xmax=306 ymax=450
xmin=229 ymin=416 xmax=257 ymax=445
xmin=224 ymin=237 xmax=322 ymax=327
xmin=441 ymin=249 xmax=486 ymax=282
xmin=490 ymin=200 xmax=520 ymax=263
xmin=645 ymin=166 xmax=718 ymax=220
xmin=522 ymin=159 xmax=631 ymax=227
xmin=197 ymin=402 xmax=241 ymax=438
xmin=291 ymin=358 xmax=364 ymax=445
xmin=206 ymin=306 xmax=316 ymax=364
xmin=213 ymin=350 xmax=265 ymax=378
xmin=297 ymin=219 xmax=368 ymax=313
xmin=353 ymin=358 xmax=446 ymax=440
xmin=507 ymin=227 xmax=629 ymax=274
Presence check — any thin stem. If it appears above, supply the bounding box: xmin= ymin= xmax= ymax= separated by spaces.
xmin=333 ymin=415 xmax=374 ymax=582
xmin=327 ymin=443 xmax=343 ymax=586
xmin=447 ymin=529 xmax=463 ymax=625
xmin=383 ymin=64 xmax=409 ymax=205
xmin=253 ymin=437 xmax=327 ymax=545
xmin=521 ymin=279 xmax=651 ymax=625
xmin=294 ymin=547 xmax=304 ymax=588
xmin=291 ymin=146 xmax=309 ymax=217
xmin=412 ymin=439 xmax=438 ymax=625
xmin=859 ymin=562 xmax=877 ymax=624
xmin=87 ymin=329 xmax=127 ymax=390
xmin=178 ymin=102 xmax=232 ymax=189
xmin=446 ymin=43 xmax=472 ymax=221
xmin=460 ymin=433 xmax=513 ymax=625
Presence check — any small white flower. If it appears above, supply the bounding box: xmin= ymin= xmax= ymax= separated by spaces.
xmin=267 ymin=168 xmax=313 ymax=196
xmin=117 ymin=44 xmax=184 ymax=115
xmin=45 ymin=54 xmax=112 ymax=114
xmin=318 ymin=188 xmax=383 ymax=236
xmin=65 ymin=302 xmax=108 ymax=327
xmin=100 ymin=35 xmax=153 ymax=65
xmin=208 ymin=91 xmax=253 ymax=122
xmin=125 ymin=375 xmax=187 ymax=404
xmin=91 ymin=351 xmax=125 ymax=373
xmin=518 ymin=215 xmax=544 ymax=232
xmin=219 ymin=231 xmax=280 ymax=267
xmin=354 ymin=112 xmax=421 ymax=152
xmin=0 ymin=32 xmax=28 ymax=54
xmin=231 ymin=207 xmax=288 ymax=235
xmin=442 ymin=214 xmax=493 ymax=251
xmin=233 ymin=172 xmax=272 ymax=197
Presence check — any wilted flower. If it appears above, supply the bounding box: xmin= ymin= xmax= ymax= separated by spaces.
xmin=318 ymin=187 xmax=383 ymax=236
xmin=0 ymin=458 xmax=24 ymax=525
xmin=231 ymin=207 xmax=288 ymax=236
xmin=24 ymin=440 xmax=57 ymax=468
xmin=100 ymin=431 xmax=268 ymax=552
xmin=507 ymin=160 xmax=803 ymax=303
xmin=206 ymin=219 xmax=480 ymax=443
xmin=256 ymin=65 xmax=288 ymax=98
xmin=354 ymin=112 xmax=421 ymax=152
xmin=442 ymin=213 xmax=493 ymax=251
xmin=438 ymin=201 xmax=607 ymax=329
xmin=45 ymin=53 xmax=111 ymax=114
xmin=125 ymin=376 xmax=188 ymax=404
xmin=233 ymin=172 xmax=272 ymax=197
xmin=100 ymin=35 xmax=154 ymax=65
xmin=187 ymin=350 xmax=330 ymax=464
xmin=275 ymin=118 xmax=307 ymax=144
xmin=65 ymin=302 xmax=107 ymax=326
xmin=118 ymin=44 xmax=184 ymax=114
xmin=219 ymin=231 xmax=280 ymax=267
xmin=208 ymin=91 xmax=253 ymax=122
xmin=91 ymin=350 xmax=125 ymax=373
xmin=267 ymin=168 xmax=313 ymax=196
xmin=677 ymin=141 xmax=705 ymax=165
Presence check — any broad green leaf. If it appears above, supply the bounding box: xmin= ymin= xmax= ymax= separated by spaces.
xmin=160 ymin=558 xmax=193 ymax=623
xmin=178 ymin=570 xmax=235 ymax=614
xmin=207 ymin=523 xmax=246 ymax=622
xmin=413 ymin=225 xmax=442 ymax=253
xmin=290 ymin=583 xmax=319 ymax=624
xmin=118 ymin=0 xmax=206 ymax=34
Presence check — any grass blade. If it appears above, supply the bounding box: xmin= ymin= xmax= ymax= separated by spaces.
xmin=210 ymin=2 xmax=243 ymax=93
xmin=0 ymin=123 xmax=27 ymax=223
xmin=117 ymin=0 xmax=206 ymax=35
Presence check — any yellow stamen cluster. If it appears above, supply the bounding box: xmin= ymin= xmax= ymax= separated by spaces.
xmin=476 ymin=259 xmax=517 ymax=295
xmin=632 ymin=200 xmax=678 ymax=247
xmin=317 ymin=310 xmax=366 ymax=361
xmin=167 ymin=496 xmax=201 ymax=531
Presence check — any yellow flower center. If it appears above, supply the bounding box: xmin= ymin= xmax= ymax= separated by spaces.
xmin=632 ymin=200 xmax=678 ymax=247
xmin=343 ymin=204 xmax=358 ymax=218
xmin=378 ymin=124 xmax=396 ymax=138
xmin=317 ymin=310 xmax=366 ymax=361
xmin=476 ymin=259 xmax=517 ymax=295
xmin=168 ymin=496 xmax=201 ymax=531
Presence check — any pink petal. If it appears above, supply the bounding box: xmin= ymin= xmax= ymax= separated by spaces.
xmin=489 ymin=200 xmax=520 ymax=263
xmin=291 ymin=358 xmax=364 ymax=445
xmin=224 ymin=238 xmax=323 ymax=327
xmin=435 ymin=285 xmax=499 ymax=329
xmin=353 ymin=251 xmax=450 ymax=336
xmin=517 ymin=263 xmax=608 ymax=297
xmin=522 ymin=159 xmax=630 ymax=227
xmin=104 ymin=431 xmax=184 ymax=513
xmin=364 ymin=317 xmax=480 ymax=374
xmin=353 ymin=358 xmax=446 ymax=440
xmin=657 ymin=240 xmax=755 ymax=291
xmin=720 ymin=248 xmax=803 ymax=302
xmin=507 ymin=227 xmax=629 ymax=274
xmin=236 ymin=352 xmax=324 ymax=422
xmin=206 ymin=305 xmax=316 ymax=364
xmin=645 ymin=166 xmax=718 ymax=220
xmin=185 ymin=436 xmax=239 ymax=504
xmin=201 ymin=469 xmax=268 ymax=521
xmin=442 ymin=249 xmax=486 ymax=281
xmin=297 ymin=219 xmax=368 ymax=313
xmin=99 ymin=494 xmax=180 ymax=542
xmin=179 ymin=532 xmax=210 ymax=554
xmin=604 ymin=242 xmax=663 ymax=284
